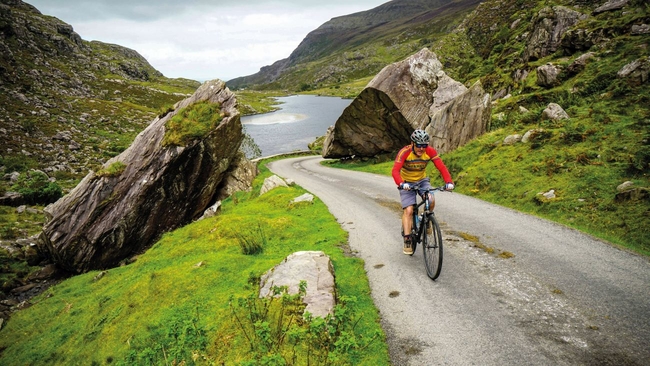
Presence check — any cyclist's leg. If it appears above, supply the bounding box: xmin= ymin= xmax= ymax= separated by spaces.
xmin=399 ymin=188 xmax=416 ymax=234
xmin=402 ymin=205 xmax=414 ymax=235
xmin=399 ymin=189 xmax=416 ymax=254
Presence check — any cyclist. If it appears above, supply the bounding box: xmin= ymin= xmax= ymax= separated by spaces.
xmin=393 ymin=129 xmax=454 ymax=255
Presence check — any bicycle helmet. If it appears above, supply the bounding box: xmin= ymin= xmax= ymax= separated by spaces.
xmin=410 ymin=129 xmax=429 ymax=145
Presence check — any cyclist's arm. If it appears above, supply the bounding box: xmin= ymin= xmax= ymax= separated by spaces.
xmin=426 ymin=146 xmax=453 ymax=183
xmin=392 ymin=147 xmax=409 ymax=185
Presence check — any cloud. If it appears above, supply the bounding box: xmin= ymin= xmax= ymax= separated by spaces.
xmin=25 ymin=0 xmax=388 ymax=81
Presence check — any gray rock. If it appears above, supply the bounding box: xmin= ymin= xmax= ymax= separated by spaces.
xmin=567 ymin=52 xmax=596 ymax=76
xmin=616 ymin=181 xmax=635 ymax=192
xmin=615 ymin=187 xmax=649 ymax=202
xmin=322 ymin=48 xmax=443 ymax=158
xmin=631 ymin=24 xmax=650 ymax=35
xmin=593 ymin=0 xmax=629 ymax=15
xmin=537 ymin=63 xmax=562 ymax=87
xmin=0 ymin=191 xmax=24 ymax=207
xmin=428 ymin=80 xmax=491 ymax=154
xmin=543 ymin=189 xmax=556 ymax=199
xmin=198 ymin=201 xmax=221 ymax=221
xmin=617 ymin=57 xmax=650 ymax=85
xmin=260 ymin=175 xmax=289 ymax=195
xmin=26 ymin=264 xmax=61 ymax=281
xmin=503 ymin=134 xmax=522 ymax=145
xmin=323 ymin=48 xmax=489 ymax=158
xmin=522 ymin=129 xmax=544 ymax=143
xmin=542 ymin=103 xmax=570 ymax=121
xmin=291 ymin=193 xmax=314 ymax=204
xmin=215 ymin=152 xmax=257 ymax=200
xmin=38 ymin=80 xmax=251 ymax=273
xmin=260 ymin=251 xmax=336 ymax=318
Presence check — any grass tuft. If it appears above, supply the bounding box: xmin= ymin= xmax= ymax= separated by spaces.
xmin=162 ymin=101 xmax=224 ymax=147
xmin=96 ymin=161 xmax=126 ymax=178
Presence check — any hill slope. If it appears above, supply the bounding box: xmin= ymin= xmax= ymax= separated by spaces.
xmin=227 ymin=0 xmax=482 ymax=91
xmin=0 ymin=0 xmax=199 ymax=187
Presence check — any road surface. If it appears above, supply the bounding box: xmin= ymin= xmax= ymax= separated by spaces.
xmin=268 ymin=156 xmax=650 ymax=366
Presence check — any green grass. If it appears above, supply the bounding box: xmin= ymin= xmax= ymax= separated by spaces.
xmin=235 ymin=90 xmax=288 ymax=116
xmin=163 ymin=101 xmax=224 ymax=147
xmin=0 ymin=159 xmax=389 ymax=365
xmin=96 ymin=161 xmax=127 ymax=178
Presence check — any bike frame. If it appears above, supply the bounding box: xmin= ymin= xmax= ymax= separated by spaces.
xmin=410 ymin=186 xmax=444 ymax=247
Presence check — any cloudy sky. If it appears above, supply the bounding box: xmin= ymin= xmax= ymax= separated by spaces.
xmin=26 ymin=0 xmax=390 ymax=82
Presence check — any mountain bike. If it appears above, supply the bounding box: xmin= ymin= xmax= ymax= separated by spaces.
xmin=400 ymin=184 xmax=445 ymax=280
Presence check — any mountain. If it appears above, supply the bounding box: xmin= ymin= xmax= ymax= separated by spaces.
xmin=227 ymin=0 xmax=482 ymax=90
xmin=0 ymin=0 xmax=199 ymax=187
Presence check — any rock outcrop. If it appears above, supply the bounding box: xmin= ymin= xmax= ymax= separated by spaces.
xmin=322 ymin=48 xmax=490 ymax=158
xmin=524 ymin=6 xmax=588 ymax=62
xmin=38 ymin=80 xmax=251 ymax=273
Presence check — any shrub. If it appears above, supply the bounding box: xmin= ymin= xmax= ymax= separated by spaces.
xmin=236 ymin=224 xmax=267 ymax=255
xmin=0 ymin=225 xmax=20 ymax=240
xmin=11 ymin=171 xmax=62 ymax=205
xmin=0 ymin=156 xmax=38 ymax=173
xmin=117 ymin=309 xmax=208 ymax=365
xmin=241 ymin=131 xmax=262 ymax=160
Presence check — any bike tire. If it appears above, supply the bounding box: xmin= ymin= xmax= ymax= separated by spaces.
xmin=423 ymin=213 xmax=443 ymax=280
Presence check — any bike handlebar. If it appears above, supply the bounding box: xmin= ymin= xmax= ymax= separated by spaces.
xmin=397 ymin=184 xmax=449 ymax=192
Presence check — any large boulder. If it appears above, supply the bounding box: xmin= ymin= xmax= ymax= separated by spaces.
xmin=322 ymin=48 xmax=443 ymax=158
xmin=38 ymin=80 xmax=251 ymax=273
xmin=322 ymin=48 xmax=488 ymax=158
xmin=320 ymin=88 xmax=413 ymax=157
xmin=427 ymin=81 xmax=491 ymax=154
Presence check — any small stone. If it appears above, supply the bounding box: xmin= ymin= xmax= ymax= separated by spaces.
xmin=616 ymin=181 xmax=634 ymax=192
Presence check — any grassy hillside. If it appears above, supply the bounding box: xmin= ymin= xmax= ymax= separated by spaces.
xmin=308 ymin=0 xmax=650 ymax=256
xmin=0 ymin=158 xmax=389 ymax=365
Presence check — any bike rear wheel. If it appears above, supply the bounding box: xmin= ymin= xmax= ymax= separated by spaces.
xmin=423 ymin=213 xmax=443 ymax=280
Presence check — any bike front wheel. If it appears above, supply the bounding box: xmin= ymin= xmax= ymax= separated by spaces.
xmin=423 ymin=213 xmax=443 ymax=280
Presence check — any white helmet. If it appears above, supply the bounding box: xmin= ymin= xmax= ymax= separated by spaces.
xmin=410 ymin=129 xmax=429 ymax=145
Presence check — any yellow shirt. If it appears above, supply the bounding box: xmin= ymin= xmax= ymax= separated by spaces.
xmin=392 ymin=145 xmax=452 ymax=184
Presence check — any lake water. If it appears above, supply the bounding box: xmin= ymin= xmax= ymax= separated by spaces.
xmin=241 ymin=95 xmax=352 ymax=157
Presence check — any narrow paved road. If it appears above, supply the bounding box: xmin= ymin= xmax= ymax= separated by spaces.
xmin=268 ymin=156 xmax=650 ymax=366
